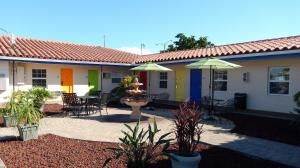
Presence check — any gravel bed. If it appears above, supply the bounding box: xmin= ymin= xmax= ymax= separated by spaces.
xmin=0 ymin=134 xmax=290 ymax=168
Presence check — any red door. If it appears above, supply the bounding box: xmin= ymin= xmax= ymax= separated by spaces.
xmin=139 ymin=71 xmax=147 ymax=90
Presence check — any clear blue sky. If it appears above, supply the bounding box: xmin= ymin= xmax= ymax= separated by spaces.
xmin=0 ymin=0 xmax=300 ymax=54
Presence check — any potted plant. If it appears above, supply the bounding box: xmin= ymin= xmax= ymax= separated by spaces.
xmin=2 ymin=93 xmax=19 ymax=127
xmin=170 ymin=103 xmax=203 ymax=168
xmin=2 ymin=109 xmax=17 ymax=127
xmin=6 ymin=88 xmax=50 ymax=141
xmin=103 ymin=119 xmax=172 ymax=168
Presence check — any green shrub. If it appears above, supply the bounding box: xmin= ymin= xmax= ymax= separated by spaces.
xmin=103 ymin=120 xmax=172 ymax=168
xmin=110 ymin=75 xmax=137 ymax=100
xmin=5 ymin=88 xmax=51 ymax=125
xmin=29 ymin=87 xmax=52 ymax=109
xmin=294 ymin=91 xmax=300 ymax=107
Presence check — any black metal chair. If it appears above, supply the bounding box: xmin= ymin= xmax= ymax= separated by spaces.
xmin=214 ymin=98 xmax=235 ymax=113
xmin=61 ymin=93 xmax=77 ymax=116
xmin=89 ymin=90 xmax=102 ymax=97
xmin=96 ymin=93 xmax=110 ymax=116
xmin=69 ymin=96 xmax=86 ymax=117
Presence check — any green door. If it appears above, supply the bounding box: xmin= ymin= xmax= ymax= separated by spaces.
xmin=88 ymin=70 xmax=99 ymax=92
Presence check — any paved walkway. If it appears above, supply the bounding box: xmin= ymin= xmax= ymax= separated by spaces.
xmin=0 ymin=108 xmax=300 ymax=167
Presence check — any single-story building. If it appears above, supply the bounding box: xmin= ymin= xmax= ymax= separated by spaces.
xmin=0 ymin=35 xmax=300 ymax=113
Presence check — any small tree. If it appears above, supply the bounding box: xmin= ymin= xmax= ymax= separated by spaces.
xmin=162 ymin=33 xmax=214 ymax=53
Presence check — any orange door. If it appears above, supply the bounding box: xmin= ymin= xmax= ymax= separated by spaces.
xmin=61 ymin=69 xmax=73 ymax=93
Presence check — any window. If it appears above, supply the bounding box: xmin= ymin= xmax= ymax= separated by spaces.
xmin=111 ymin=78 xmax=122 ymax=83
xmin=111 ymin=72 xmax=127 ymax=84
xmin=159 ymin=72 xmax=168 ymax=88
xmin=269 ymin=67 xmax=290 ymax=95
xmin=32 ymin=69 xmax=47 ymax=87
xmin=214 ymin=70 xmax=227 ymax=91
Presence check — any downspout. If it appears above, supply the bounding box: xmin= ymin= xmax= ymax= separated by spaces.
xmin=100 ymin=65 xmax=103 ymax=92
xmin=12 ymin=61 xmax=15 ymax=92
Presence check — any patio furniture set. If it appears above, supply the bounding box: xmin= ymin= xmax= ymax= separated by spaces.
xmin=61 ymin=91 xmax=110 ymax=117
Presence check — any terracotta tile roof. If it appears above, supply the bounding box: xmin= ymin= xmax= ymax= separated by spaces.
xmin=135 ymin=35 xmax=300 ymax=63
xmin=1 ymin=35 xmax=300 ymax=65
xmin=0 ymin=35 xmax=138 ymax=64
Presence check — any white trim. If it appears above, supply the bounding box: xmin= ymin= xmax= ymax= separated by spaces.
xmin=153 ymin=49 xmax=300 ymax=65
xmin=0 ymin=55 xmax=133 ymax=66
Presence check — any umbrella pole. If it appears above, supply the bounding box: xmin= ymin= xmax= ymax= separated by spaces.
xmin=212 ymin=69 xmax=215 ymax=114
xmin=209 ymin=66 xmax=212 ymax=115
xmin=148 ymin=71 xmax=151 ymax=95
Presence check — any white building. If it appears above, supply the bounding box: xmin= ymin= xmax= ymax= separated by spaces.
xmin=0 ymin=35 xmax=300 ymax=114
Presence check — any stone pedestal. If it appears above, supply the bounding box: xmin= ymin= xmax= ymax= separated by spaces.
xmin=130 ymin=106 xmax=142 ymax=119
xmin=123 ymin=98 xmax=149 ymax=120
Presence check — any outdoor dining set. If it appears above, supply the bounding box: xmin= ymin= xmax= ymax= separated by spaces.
xmin=61 ymin=91 xmax=109 ymax=117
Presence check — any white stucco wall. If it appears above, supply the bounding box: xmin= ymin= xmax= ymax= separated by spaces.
xmin=148 ymin=57 xmax=300 ymax=113
xmin=0 ymin=61 xmax=130 ymax=102
xmin=101 ymin=66 xmax=130 ymax=93
xmin=201 ymin=58 xmax=300 ymax=113
xmin=1 ymin=57 xmax=300 ymax=113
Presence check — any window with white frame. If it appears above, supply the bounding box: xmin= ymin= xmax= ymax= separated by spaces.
xmin=214 ymin=70 xmax=227 ymax=91
xmin=269 ymin=67 xmax=290 ymax=95
xmin=159 ymin=72 xmax=168 ymax=88
xmin=32 ymin=69 xmax=47 ymax=87
xmin=111 ymin=72 xmax=128 ymax=84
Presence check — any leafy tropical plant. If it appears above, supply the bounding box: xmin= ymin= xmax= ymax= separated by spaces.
xmin=294 ymin=91 xmax=300 ymax=107
xmin=12 ymin=91 xmax=42 ymax=125
xmin=103 ymin=120 xmax=172 ymax=168
xmin=29 ymin=87 xmax=52 ymax=109
xmin=120 ymin=75 xmax=136 ymax=88
xmin=173 ymin=103 xmax=203 ymax=156
xmin=110 ymin=75 xmax=137 ymax=101
xmin=5 ymin=88 xmax=50 ymax=125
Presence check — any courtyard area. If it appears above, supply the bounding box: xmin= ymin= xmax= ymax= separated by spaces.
xmin=1 ymin=107 xmax=300 ymax=167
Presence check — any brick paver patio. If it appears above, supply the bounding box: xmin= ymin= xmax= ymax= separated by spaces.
xmin=0 ymin=107 xmax=299 ymax=167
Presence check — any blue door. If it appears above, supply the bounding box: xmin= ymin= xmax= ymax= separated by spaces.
xmin=190 ymin=69 xmax=202 ymax=103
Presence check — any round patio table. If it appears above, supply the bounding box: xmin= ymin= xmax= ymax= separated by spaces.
xmin=78 ymin=95 xmax=99 ymax=104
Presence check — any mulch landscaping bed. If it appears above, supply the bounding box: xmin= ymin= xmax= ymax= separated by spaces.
xmin=43 ymin=103 xmax=64 ymax=115
xmin=219 ymin=113 xmax=300 ymax=146
xmin=0 ymin=134 xmax=290 ymax=168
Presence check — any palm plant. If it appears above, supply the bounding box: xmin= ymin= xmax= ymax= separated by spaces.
xmin=7 ymin=91 xmax=42 ymax=125
xmin=103 ymin=120 xmax=172 ymax=168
